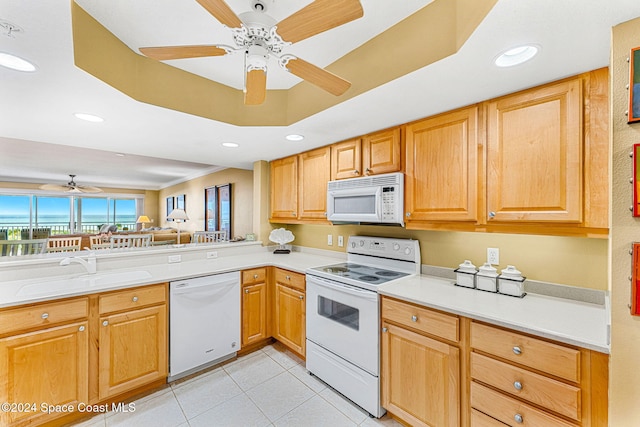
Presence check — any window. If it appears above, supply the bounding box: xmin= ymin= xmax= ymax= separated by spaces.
xmin=0 ymin=192 xmax=143 ymax=239
xmin=205 ymin=184 xmax=232 ymax=238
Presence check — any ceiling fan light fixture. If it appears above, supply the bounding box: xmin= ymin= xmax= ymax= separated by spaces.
xmin=495 ymin=45 xmax=539 ymax=67
xmin=0 ymin=51 xmax=36 ymax=72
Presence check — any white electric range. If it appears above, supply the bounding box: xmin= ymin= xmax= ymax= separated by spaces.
xmin=305 ymin=236 xmax=420 ymax=418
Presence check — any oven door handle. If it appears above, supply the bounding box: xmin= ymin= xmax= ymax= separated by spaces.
xmin=306 ymin=275 xmax=379 ymax=301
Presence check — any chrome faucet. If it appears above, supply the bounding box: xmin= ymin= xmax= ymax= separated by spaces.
xmin=60 ymin=250 xmax=97 ymax=274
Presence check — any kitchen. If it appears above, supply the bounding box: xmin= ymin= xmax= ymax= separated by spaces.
xmin=1 ymin=0 xmax=640 ymax=426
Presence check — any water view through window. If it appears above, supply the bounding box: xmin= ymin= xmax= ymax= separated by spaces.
xmin=0 ymin=194 xmax=141 ymax=240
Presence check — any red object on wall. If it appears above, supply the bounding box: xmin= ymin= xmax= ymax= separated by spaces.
xmin=632 ymin=243 xmax=640 ymax=315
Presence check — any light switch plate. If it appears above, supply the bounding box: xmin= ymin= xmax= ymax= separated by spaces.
xmin=338 ymin=236 xmax=344 ymax=247
xmin=487 ymin=248 xmax=499 ymax=265
xmin=327 ymin=234 xmax=333 ymax=246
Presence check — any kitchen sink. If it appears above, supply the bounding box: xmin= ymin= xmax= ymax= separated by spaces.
xmin=16 ymin=270 xmax=153 ymax=296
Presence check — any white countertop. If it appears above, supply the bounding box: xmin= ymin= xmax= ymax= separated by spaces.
xmin=378 ymin=275 xmax=610 ymax=354
xmin=0 ymin=246 xmax=610 ymax=354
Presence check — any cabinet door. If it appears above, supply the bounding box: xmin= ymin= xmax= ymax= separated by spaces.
xmin=99 ymin=305 xmax=167 ymax=400
xmin=270 ymin=155 xmax=298 ymax=221
xmin=362 ymin=127 xmax=402 ymax=176
xmin=298 ymin=147 xmax=331 ymax=220
xmin=0 ymin=322 xmax=88 ymax=427
xmin=274 ymin=283 xmax=305 ymax=356
xmin=381 ymin=322 xmax=459 ymax=427
xmin=242 ymin=282 xmax=268 ymax=346
xmin=486 ymin=79 xmax=582 ymax=223
xmin=405 ymin=107 xmax=479 ymax=222
xmin=331 ymin=138 xmax=362 ymax=180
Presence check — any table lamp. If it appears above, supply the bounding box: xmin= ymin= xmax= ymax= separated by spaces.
xmin=136 ymin=215 xmax=151 ymax=230
xmin=167 ymin=209 xmax=189 ymax=247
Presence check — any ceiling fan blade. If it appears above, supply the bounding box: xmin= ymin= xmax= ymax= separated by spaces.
xmin=284 ymin=57 xmax=351 ymax=96
xmin=139 ymin=45 xmax=228 ymax=61
xmin=195 ymin=0 xmax=242 ymax=28
xmin=39 ymin=184 xmax=70 ymax=192
xmin=244 ymin=69 xmax=267 ymax=105
xmin=276 ymin=0 xmax=364 ymax=44
xmin=77 ymin=185 xmax=103 ymax=193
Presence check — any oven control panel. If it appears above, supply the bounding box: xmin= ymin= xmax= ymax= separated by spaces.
xmin=348 ymin=236 xmax=420 ymax=264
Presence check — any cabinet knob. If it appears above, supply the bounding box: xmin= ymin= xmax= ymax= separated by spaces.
xmin=41 ymin=312 xmax=49 ymax=319
xmin=514 ymin=381 xmax=523 ymax=390
xmin=365 ymin=168 xmax=372 ymax=174
xmin=245 ymin=288 xmax=249 ymax=293
xmin=405 ymin=212 xmax=411 ymax=218
xmin=292 ymin=212 xmax=296 ymax=216
xmin=382 ymin=327 xmax=388 ymax=333
xmin=411 ymin=315 xmax=418 ymax=322
xmin=78 ymin=325 xmax=85 ymax=332
xmin=299 ymin=295 xmax=304 ymax=300
xmin=254 ymin=274 xmax=259 ymax=279
xmin=102 ymin=320 xmax=109 ymax=327
xmin=354 ymin=169 xmax=359 ymax=174
xmin=286 ymin=275 xmax=291 ymax=280
xmin=132 ymin=296 xmax=138 ymax=302
xmin=489 ymin=211 xmax=496 ymax=219
xmin=514 ymin=414 xmax=523 ymax=424
xmin=512 ymin=346 xmax=522 ymax=355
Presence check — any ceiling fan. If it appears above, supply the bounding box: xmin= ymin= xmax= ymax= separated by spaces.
xmin=39 ymin=175 xmax=103 ymax=194
xmin=138 ymin=0 xmax=364 ymax=105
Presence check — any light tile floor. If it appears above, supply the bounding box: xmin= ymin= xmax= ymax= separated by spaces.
xmin=72 ymin=343 xmax=402 ymax=427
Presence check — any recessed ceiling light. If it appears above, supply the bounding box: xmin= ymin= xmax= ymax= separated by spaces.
xmin=74 ymin=113 xmax=104 ymax=122
xmin=221 ymin=142 xmax=239 ymax=148
xmin=0 ymin=51 xmax=36 ymax=72
xmin=115 ymin=153 xmax=125 ymax=157
xmin=495 ymin=45 xmax=539 ymax=67
xmin=286 ymin=134 xmax=304 ymax=141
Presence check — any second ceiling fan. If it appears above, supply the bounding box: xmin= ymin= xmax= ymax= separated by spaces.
xmin=139 ymin=0 xmax=364 ymax=105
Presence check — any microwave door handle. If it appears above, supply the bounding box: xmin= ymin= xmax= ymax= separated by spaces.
xmin=308 ymin=276 xmax=379 ymax=301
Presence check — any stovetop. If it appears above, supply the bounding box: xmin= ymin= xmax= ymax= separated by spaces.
xmin=307 ymin=262 xmax=409 ymax=286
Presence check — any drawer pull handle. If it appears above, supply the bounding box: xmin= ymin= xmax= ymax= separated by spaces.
xmin=41 ymin=312 xmax=49 ymax=319
xmin=512 ymin=346 xmax=522 ymax=355
xmin=514 ymin=414 xmax=523 ymax=424
xmin=514 ymin=381 xmax=523 ymax=390
xmin=245 ymin=289 xmax=250 ymax=294
xmin=254 ymin=274 xmax=259 ymax=279
xmin=78 ymin=326 xmax=85 ymax=332
xmin=299 ymin=295 xmax=304 ymax=300
xmin=382 ymin=327 xmax=388 ymax=333
xmin=103 ymin=320 xmax=109 ymax=327
xmin=411 ymin=315 xmax=418 ymax=322
xmin=132 ymin=296 xmax=138 ymax=302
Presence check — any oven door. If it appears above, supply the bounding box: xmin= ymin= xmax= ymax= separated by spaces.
xmin=306 ymin=274 xmax=379 ymax=375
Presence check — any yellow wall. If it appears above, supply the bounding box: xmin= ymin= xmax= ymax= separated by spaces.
xmin=280 ymin=223 xmax=608 ymax=290
xmin=158 ymin=168 xmax=253 ymax=238
xmin=610 ymin=16 xmax=640 ymax=426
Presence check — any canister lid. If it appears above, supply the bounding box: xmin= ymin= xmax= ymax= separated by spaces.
xmin=457 ymin=260 xmax=477 ymax=273
xmin=500 ymin=265 xmax=523 ymax=279
xmin=478 ymin=262 xmax=498 ymax=276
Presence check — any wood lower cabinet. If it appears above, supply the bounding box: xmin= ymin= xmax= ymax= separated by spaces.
xmin=0 ymin=298 xmax=89 ymax=427
xmin=241 ymin=268 xmax=269 ymax=347
xmin=97 ymin=284 xmax=167 ymax=400
xmin=273 ymin=268 xmax=306 ymax=357
xmin=469 ymin=321 xmax=608 ymax=427
xmin=381 ymin=297 xmax=460 ymax=427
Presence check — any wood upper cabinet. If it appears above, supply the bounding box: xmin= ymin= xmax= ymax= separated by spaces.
xmin=241 ymin=268 xmax=269 ymax=347
xmin=486 ymin=78 xmax=583 ymax=223
xmin=0 ymin=297 xmax=89 ymax=427
xmin=381 ymin=297 xmax=460 ymax=427
xmin=405 ymin=106 xmax=479 ymax=223
xmin=298 ymin=146 xmax=330 ymax=220
xmin=98 ymin=284 xmax=167 ymax=400
xmin=270 ymin=155 xmax=298 ymax=221
xmin=330 ymin=128 xmax=402 ymax=180
xmin=273 ymin=269 xmax=305 ymax=357
xmin=331 ymin=138 xmax=362 ymax=180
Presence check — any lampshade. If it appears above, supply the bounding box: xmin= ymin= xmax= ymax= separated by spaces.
xmin=136 ymin=215 xmax=151 ymax=224
xmin=167 ymin=209 xmax=189 ymax=222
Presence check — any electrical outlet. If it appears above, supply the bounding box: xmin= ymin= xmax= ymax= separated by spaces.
xmin=338 ymin=235 xmax=344 ymax=247
xmin=168 ymin=255 xmax=181 ymax=263
xmin=487 ymin=248 xmax=499 ymax=265
xmin=327 ymin=234 xmax=333 ymax=246
xmin=207 ymin=251 xmax=218 ymax=259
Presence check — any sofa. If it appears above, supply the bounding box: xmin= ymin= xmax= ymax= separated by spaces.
xmin=140 ymin=227 xmax=191 ymax=244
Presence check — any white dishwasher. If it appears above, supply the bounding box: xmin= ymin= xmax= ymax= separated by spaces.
xmin=169 ymin=271 xmax=240 ymax=381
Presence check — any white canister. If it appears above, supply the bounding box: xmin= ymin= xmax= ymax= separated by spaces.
xmin=476 ymin=263 xmax=498 ymax=292
xmin=454 ymin=260 xmax=477 ymax=288
xmin=498 ymin=265 xmax=526 ymax=297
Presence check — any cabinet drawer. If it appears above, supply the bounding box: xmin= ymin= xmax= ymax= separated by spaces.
xmin=471 ymin=322 xmax=580 ymax=382
xmin=471 ymin=352 xmax=580 ymax=420
xmin=471 ymin=409 xmax=508 ymax=427
xmin=242 ymin=268 xmax=267 ymax=285
xmin=381 ymin=297 xmax=459 ymax=342
xmin=275 ymin=269 xmax=305 ymax=291
xmin=471 ymin=382 xmax=578 ymax=427
xmin=0 ymin=297 xmax=88 ymax=336
xmin=99 ymin=284 xmax=167 ymax=314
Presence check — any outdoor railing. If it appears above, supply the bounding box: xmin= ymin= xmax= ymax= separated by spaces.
xmin=0 ymin=223 xmax=137 ymax=240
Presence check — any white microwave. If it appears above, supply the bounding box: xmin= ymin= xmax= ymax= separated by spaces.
xmin=326 ymin=172 xmax=404 ymax=226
